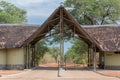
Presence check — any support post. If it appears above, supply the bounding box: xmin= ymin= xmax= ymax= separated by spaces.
xmin=31 ymin=47 xmax=33 ymax=67
xmin=28 ymin=44 xmax=31 ymax=69
xmin=93 ymin=45 xmax=96 ymax=71
xmin=31 ymin=45 xmax=35 ymax=67
xmin=89 ymin=47 xmax=91 ymax=67
xmin=28 ymin=44 xmax=30 ymax=68
xmin=26 ymin=45 xmax=28 ymax=69
xmin=89 ymin=46 xmax=93 ymax=67
xmin=36 ymin=45 xmax=39 ymax=66
xmin=60 ymin=7 xmax=64 ymax=69
xmin=25 ymin=46 xmax=28 ymax=69
xmin=88 ymin=46 xmax=90 ymax=67
xmin=33 ymin=46 xmax=36 ymax=67
xmin=26 ymin=44 xmax=29 ymax=69
xmin=58 ymin=6 xmax=64 ymax=77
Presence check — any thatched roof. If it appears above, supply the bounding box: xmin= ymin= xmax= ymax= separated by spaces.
xmin=84 ymin=25 xmax=120 ymax=52
xmin=0 ymin=6 xmax=119 ymax=52
xmin=24 ymin=6 xmax=120 ymax=52
xmin=0 ymin=24 xmax=39 ymax=49
xmin=23 ymin=6 xmax=97 ymax=48
xmin=0 ymin=24 xmax=119 ymax=52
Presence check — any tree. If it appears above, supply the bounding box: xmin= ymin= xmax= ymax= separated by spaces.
xmin=64 ymin=0 xmax=120 ymax=25
xmin=0 ymin=1 xmax=27 ymax=23
xmin=49 ymin=46 xmax=60 ymax=63
xmin=64 ymin=48 xmax=76 ymax=63
xmin=48 ymin=0 xmax=120 ymax=45
xmin=36 ymin=39 xmax=49 ymax=62
xmin=47 ymin=24 xmax=74 ymax=45
xmin=65 ymin=39 xmax=88 ymax=64
xmin=63 ymin=0 xmax=120 ymax=65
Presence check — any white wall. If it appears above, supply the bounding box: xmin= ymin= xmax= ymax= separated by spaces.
xmin=6 ymin=48 xmax=25 ymax=65
xmin=105 ymin=52 xmax=120 ymax=66
xmin=0 ymin=49 xmax=6 ymax=64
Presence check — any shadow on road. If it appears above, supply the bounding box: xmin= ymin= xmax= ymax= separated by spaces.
xmin=33 ymin=66 xmax=91 ymax=71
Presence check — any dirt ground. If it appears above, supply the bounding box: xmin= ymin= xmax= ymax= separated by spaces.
xmin=97 ymin=70 xmax=120 ymax=77
xmin=0 ymin=63 xmax=120 ymax=80
xmin=0 ymin=70 xmax=23 ymax=76
xmin=39 ymin=63 xmax=120 ymax=77
xmin=0 ymin=69 xmax=120 ymax=80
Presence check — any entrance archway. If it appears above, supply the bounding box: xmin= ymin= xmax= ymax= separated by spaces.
xmin=23 ymin=6 xmax=100 ymax=74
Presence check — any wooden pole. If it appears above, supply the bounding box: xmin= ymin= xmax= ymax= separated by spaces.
xmin=28 ymin=45 xmax=29 ymax=69
xmin=25 ymin=46 xmax=27 ymax=69
xmin=28 ymin=44 xmax=31 ymax=68
xmin=58 ymin=6 xmax=64 ymax=77
xmin=31 ymin=46 xmax=34 ymax=67
xmin=26 ymin=44 xmax=29 ymax=69
xmin=34 ymin=45 xmax=36 ymax=67
xmin=89 ymin=46 xmax=92 ymax=67
xmin=93 ymin=45 xmax=96 ymax=71
xmin=89 ymin=47 xmax=91 ymax=66
xmin=33 ymin=46 xmax=35 ymax=67
xmin=60 ymin=7 xmax=64 ymax=69
xmin=35 ymin=45 xmax=38 ymax=66
xmin=88 ymin=46 xmax=90 ymax=67
xmin=36 ymin=45 xmax=39 ymax=66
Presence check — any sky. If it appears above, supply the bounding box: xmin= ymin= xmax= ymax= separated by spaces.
xmin=2 ymin=0 xmax=65 ymax=24
xmin=1 ymin=0 xmax=71 ymax=53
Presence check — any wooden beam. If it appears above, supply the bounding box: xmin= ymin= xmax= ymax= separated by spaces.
xmin=49 ymin=23 xmax=57 ymax=28
xmin=63 ymin=17 xmax=75 ymax=24
xmin=30 ymin=31 xmax=60 ymax=45
xmin=78 ymin=34 xmax=89 ymax=40
xmin=47 ymin=17 xmax=60 ymax=24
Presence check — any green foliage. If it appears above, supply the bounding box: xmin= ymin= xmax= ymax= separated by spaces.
xmin=48 ymin=0 xmax=120 ymax=47
xmin=65 ymin=39 xmax=88 ymax=64
xmin=36 ymin=39 xmax=49 ymax=61
xmin=49 ymin=46 xmax=60 ymax=62
xmin=71 ymin=39 xmax=88 ymax=54
xmin=64 ymin=0 xmax=120 ymax=25
xmin=0 ymin=1 xmax=27 ymax=23
xmin=64 ymin=0 xmax=120 ymax=64
xmin=47 ymin=24 xmax=73 ymax=45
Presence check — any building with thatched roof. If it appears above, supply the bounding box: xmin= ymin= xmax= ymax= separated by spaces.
xmin=0 ymin=24 xmax=38 ymax=69
xmin=0 ymin=6 xmax=120 ymax=70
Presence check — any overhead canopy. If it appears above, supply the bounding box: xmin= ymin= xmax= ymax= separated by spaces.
xmin=24 ymin=6 xmax=99 ymax=48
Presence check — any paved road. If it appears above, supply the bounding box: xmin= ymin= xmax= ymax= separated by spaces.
xmin=0 ymin=68 xmax=119 ymax=80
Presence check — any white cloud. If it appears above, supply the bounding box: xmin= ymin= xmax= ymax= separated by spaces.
xmin=1 ymin=0 xmax=65 ymax=24
xmin=2 ymin=0 xmax=51 ymax=6
xmin=27 ymin=8 xmax=53 ymax=17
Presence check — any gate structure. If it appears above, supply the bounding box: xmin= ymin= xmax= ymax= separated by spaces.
xmin=23 ymin=6 xmax=99 ymax=76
